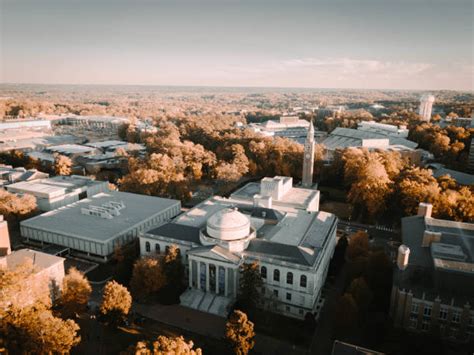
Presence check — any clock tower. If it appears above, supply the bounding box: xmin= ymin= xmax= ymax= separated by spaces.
xmin=302 ymin=120 xmax=315 ymax=188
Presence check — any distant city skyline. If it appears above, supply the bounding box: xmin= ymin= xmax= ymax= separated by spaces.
xmin=1 ymin=0 xmax=473 ymax=91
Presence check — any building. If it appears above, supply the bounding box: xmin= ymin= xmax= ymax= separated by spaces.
xmin=389 ymin=203 xmax=474 ymax=342
xmin=54 ymin=115 xmax=130 ymax=131
xmin=427 ymin=164 xmax=474 ymax=186
xmin=322 ymin=127 xmax=420 ymax=163
xmin=0 ymin=217 xmax=65 ymax=308
xmin=302 ymin=120 xmax=315 ymax=188
xmin=20 ymin=191 xmax=181 ymax=262
xmin=247 ymin=116 xmax=326 ymax=144
xmin=6 ymin=175 xmax=110 ymax=211
xmin=468 ymin=139 xmax=474 ymax=173
xmin=331 ymin=340 xmax=385 ymax=355
xmin=419 ymin=95 xmax=435 ymax=121
xmin=357 ymin=121 xmax=409 ymax=138
xmin=139 ymin=176 xmax=336 ymax=320
xmin=0 ymin=165 xmax=49 ymax=187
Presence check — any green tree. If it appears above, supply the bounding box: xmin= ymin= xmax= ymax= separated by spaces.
xmin=237 ymin=262 xmax=263 ymax=312
xmin=225 ymin=310 xmax=255 ymax=355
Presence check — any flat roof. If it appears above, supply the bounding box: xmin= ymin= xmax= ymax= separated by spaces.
xmin=21 ymin=191 xmax=180 ymax=243
xmin=4 ymin=248 xmax=64 ymax=270
xmin=47 ymin=144 xmax=97 ymax=155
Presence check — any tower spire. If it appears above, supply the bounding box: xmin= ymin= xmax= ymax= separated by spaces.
xmin=302 ymin=119 xmax=315 ymax=188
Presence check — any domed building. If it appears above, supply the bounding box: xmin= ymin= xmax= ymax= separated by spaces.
xmin=139 ymin=134 xmax=336 ymax=320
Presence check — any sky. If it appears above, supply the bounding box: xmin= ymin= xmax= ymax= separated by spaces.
xmin=1 ymin=0 xmax=473 ymax=90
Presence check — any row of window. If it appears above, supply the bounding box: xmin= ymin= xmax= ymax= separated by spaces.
xmin=411 ymin=303 xmax=462 ymax=323
xmin=260 ymin=266 xmax=307 ymax=288
xmin=145 ymin=241 xmax=161 ymax=253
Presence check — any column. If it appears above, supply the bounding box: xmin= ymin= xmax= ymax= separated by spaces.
xmin=216 ymin=264 xmax=220 ymax=295
xmin=197 ymin=261 xmax=201 ymax=290
xmin=206 ymin=263 xmax=210 ymax=292
xmin=224 ymin=268 xmax=229 ymax=296
xmin=233 ymin=268 xmax=237 ymax=298
xmin=188 ymin=260 xmax=193 ymax=288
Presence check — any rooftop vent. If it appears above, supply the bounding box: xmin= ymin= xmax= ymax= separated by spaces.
xmin=81 ymin=200 xmax=125 ymax=219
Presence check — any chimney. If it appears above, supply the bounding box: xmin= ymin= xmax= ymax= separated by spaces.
xmin=417 ymin=203 xmax=433 ymax=218
xmin=397 ymin=244 xmax=410 ymax=271
xmin=0 ymin=216 xmax=11 ymax=256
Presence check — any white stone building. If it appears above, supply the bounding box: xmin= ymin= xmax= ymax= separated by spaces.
xmin=139 ymin=177 xmax=336 ymax=320
xmin=419 ymin=94 xmax=435 ymax=122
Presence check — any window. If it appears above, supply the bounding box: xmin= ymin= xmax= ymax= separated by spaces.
xmin=422 ymin=320 xmax=430 ymax=331
xmin=452 ymin=310 xmax=461 ymax=324
xmin=411 ymin=302 xmax=419 ymax=314
xmin=145 ymin=241 xmax=150 ymax=252
xmin=287 ymin=272 xmax=293 ymax=285
xmin=155 ymin=243 xmax=161 ymax=253
xmin=273 ymin=269 xmax=280 ymax=282
xmin=273 ymin=290 xmax=279 ymax=298
xmin=286 ymin=293 xmax=292 ymax=301
xmin=261 ymin=266 xmax=267 ymax=279
xmin=300 ymin=275 xmax=307 ymax=288
xmin=439 ymin=307 xmax=448 ymax=320
xmin=423 ymin=305 xmax=432 ymax=317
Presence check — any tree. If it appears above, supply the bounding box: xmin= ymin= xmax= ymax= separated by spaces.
xmin=2 ymin=303 xmax=80 ymax=354
xmin=0 ymin=189 xmax=37 ymax=221
xmin=53 ymin=154 xmax=72 ymax=176
xmin=346 ymin=231 xmax=370 ymax=261
xmin=225 ymin=310 xmax=255 ymax=355
xmin=347 ymin=277 xmax=373 ymax=316
xmin=124 ymin=335 xmax=202 ymax=355
xmin=130 ymin=255 xmax=167 ymax=301
xmin=335 ymin=294 xmax=358 ymax=335
xmin=237 ymin=262 xmax=263 ymax=312
xmin=100 ymin=281 xmax=132 ymax=326
xmin=60 ymin=267 xmax=92 ymax=316
xmin=163 ymin=245 xmax=184 ymax=287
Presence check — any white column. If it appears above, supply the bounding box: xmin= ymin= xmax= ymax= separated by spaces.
xmin=216 ymin=265 xmax=220 ymax=295
xmin=233 ymin=268 xmax=237 ymax=297
xmin=206 ymin=263 xmax=210 ymax=292
xmin=197 ymin=262 xmax=201 ymax=290
xmin=224 ymin=268 xmax=229 ymax=296
xmin=188 ymin=260 xmax=193 ymax=288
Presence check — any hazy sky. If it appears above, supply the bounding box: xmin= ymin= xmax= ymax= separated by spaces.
xmin=1 ymin=0 xmax=473 ymax=90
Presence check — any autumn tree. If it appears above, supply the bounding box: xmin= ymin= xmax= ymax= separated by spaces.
xmin=1 ymin=303 xmax=81 ymax=354
xmin=237 ymin=262 xmax=263 ymax=313
xmin=163 ymin=245 xmax=185 ymax=292
xmin=348 ymin=277 xmax=373 ymax=316
xmin=130 ymin=255 xmax=167 ymax=301
xmin=225 ymin=310 xmax=256 ymax=355
xmin=100 ymin=280 xmax=132 ymax=326
xmin=0 ymin=189 xmax=37 ymax=221
xmin=335 ymin=293 xmax=358 ymax=336
xmin=124 ymin=335 xmax=202 ymax=355
xmin=60 ymin=267 xmax=92 ymax=316
xmin=53 ymin=154 xmax=72 ymax=176
xmin=346 ymin=231 xmax=370 ymax=261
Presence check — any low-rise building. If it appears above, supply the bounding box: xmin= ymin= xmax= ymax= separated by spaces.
xmin=20 ymin=191 xmax=181 ymax=262
xmin=357 ymin=121 xmax=409 ymax=138
xmin=140 ymin=176 xmax=336 ymax=320
xmin=0 ymin=165 xmax=49 ymax=187
xmin=427 ymin=164 xmax=474 ymax=186
xmin=6 ymin=175 xmax=110 ymax=211
xmin=390 ymin=203 xmax=474 ymax=342
xmin=0 ymin=217 xmax=65 ymax=308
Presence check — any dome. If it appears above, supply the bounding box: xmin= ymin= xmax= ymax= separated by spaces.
xmin=206 ymin=208 xmax=251 ymax=241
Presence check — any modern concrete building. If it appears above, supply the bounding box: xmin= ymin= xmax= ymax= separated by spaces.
xmin=427 ymin=163 xmax=474 ymax=186
xmin=140 ymin=176 xmax=336 ymax=320
xmin=20 ymin=191 xmax=181 ymax=262
xmin=7 ymin=175 xmax=110 ymax=211
xmin=302 ymin=120 xmax=315 ymax=188
xmin=357 ymin=121 xmax=409 ymax=138
xmin=390 ymin=203 xmax=474 ymax=342
xmin=0 ymin=165 xmax=49 ymax=187
xmin=419 ymin=95 xmax=435 ymax=122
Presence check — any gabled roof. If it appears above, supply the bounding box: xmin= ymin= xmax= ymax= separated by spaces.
xmin=188 ymin=245 xmax=241 ymax=264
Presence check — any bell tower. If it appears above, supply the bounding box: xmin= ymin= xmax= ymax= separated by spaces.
xmin=302 ymin=120 xmax=315 ymax=188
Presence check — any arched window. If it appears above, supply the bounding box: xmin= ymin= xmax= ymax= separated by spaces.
xmin=273 ymin=269 xmax=280 ymax=282
xmin=300 ymin=275 xmax=307 ymax=288
xmin=145 ymin=241 xmax=150 ymax=252
xmin=261 ymin=266 xmax=267 ymax=279
xmin=287 ymin=272 xmax=293 ymax=285
xmin=155 ymin=243 xmax=161 ymax=253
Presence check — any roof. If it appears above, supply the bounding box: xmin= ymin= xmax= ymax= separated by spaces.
xmin=3 ymin=248 xmax=64 ymax=270
xmin=21 ymin=191 xmax=180 ymax=243
xmin=147 ymin=223 xmax=201 ymax=243
xmin=430 ymin=167 xmax=474 ymax=186
xmin=188 ymin=245 xmax=241 ymax=264
xmin=46 ymin=144 xmax=97 ymax=155
xmin=323 ymin=127 xmax=418 ymax=150
xmin=332 ymin=340 xmax=384 ymax=355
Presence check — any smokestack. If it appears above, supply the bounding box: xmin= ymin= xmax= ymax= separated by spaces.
xmin=397 ymin=245 xmax=410 ymax=271
xmin=0 ymin=216 xmax=11 ymax=256
xmin=417 ymin=203 xmax=433 ymax=218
